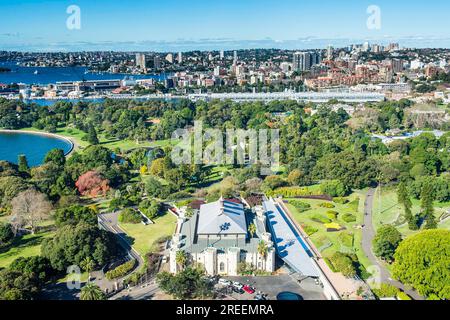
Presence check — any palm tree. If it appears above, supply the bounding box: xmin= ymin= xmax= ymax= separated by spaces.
xmin=80 ymin=257 xmax=95 ymax=282
xmin=80 ymin=283 xmax=105 ymax=301
xmin=248 ymin=222 xmax=257 ymax=238
xmin=257 ymin=240 xmax=268 ymax=259
xmin=176 ymin=251 xmax=187 ymax=270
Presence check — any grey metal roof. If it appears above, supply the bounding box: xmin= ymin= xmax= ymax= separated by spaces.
xmin=179 ymin=210 xmax=262 ymax=254
xmin=197 ymin=199 xmax=247 ymax=235
xmin=263 ymin=200 xmax=319 ymax=278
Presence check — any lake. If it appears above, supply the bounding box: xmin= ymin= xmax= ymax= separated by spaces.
xmin=0 ymin=131 xmax=73 ymax=167
xmin=0 ymin=61 xmax=167 ymax=85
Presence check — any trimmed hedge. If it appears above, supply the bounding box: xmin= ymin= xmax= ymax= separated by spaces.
xmin=326 ymin=210 xmax=339 ymax=220
xmin=266 ymin=186 xmax=321 ymax=198
xmin=289 ymin=200 xmax=312 ymax=212
xmin=319 ymin=202 xmax=335 ymax=208
xmin=333 ymin=197 xmax=349 ymax=204
xmin=302 ymin=224 xmax=319 ymax=236
xmin=341 ymin=213 xmax=357 ymax=223
xmin=311 ymin=214 xmax=332 ymax=224
xmin=106 ymin=259 xmax=136 ymax=280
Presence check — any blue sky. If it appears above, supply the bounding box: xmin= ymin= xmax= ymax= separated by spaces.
xmin=1 ymin=0 xmax=449 ymax=51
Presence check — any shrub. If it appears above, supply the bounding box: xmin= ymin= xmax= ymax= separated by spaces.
xmin=333 ymin=197 xmax=349 ymax=204
xmin=319 ymin=202 xmax=335 ymax=208
xmin=372 ymin=283 xmax=400 ymax=298
xmin=326 ymin=210 xmax=339 ymax=220
xmin=105 ymin=259 xmax=136 ymax=280
xmin=289 ymin=200 xmax=312 ymax=212
xmin=302 ymin=224 xmax=318 ymax=236
xmin=328 ymin=252 xmax=357 ymax=277
xmin=397 ymin=292 xmax=412 ymax=300
xmin=341 ymin=213 xmax=356 ymax=223
xmin=118 ymin=208 xmax=142 ymax=224
xmin=311 ymin=214 xmax=332 ymax=224
xmin=139 ymin=199 xmax=162 ymax=220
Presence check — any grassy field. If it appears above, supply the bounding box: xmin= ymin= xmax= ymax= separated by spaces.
xmin=19 ymin=126 xmax=175 ymax=153
xmin=286 ymin=189 xmax=372 ymax=270
xmin=118 ymin=211 xmax=177 ymax=256
xmin=371 ymin=186 xmax=450 ymax=237
xmin=0 ymin=230 xmax=55 ymax=268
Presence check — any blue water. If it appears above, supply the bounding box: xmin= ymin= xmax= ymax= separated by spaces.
xmin=0 ymin=61 xmax=167 ymax=85
xmin=0 ymin=132 xmax=72 ymax=167
xmin=276 ymin=292 xmax=303 ymax=300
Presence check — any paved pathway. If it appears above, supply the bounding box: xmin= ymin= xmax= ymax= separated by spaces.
xmin=362 ymin=188 xmax=423 ymax=300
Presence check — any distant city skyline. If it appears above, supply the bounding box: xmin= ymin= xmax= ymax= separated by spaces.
xmin=1 ymin=0 xmax=450 ymax=51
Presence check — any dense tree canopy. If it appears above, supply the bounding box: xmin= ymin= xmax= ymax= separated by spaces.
xmin=392 ymin=230 xmax=450 ymax=299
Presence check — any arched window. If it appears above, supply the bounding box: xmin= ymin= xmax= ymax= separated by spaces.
xmin=219 ymin=262 xmax=225 ymax=272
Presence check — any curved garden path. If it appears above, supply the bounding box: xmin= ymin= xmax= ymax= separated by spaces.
xmin=362 ymin=188 xmax=423 ymax=300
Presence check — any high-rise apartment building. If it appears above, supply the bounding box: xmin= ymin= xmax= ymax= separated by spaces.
xmin=135 ymin=53 xmax=146 ymax=70
xmin=293 ymin=51 xmax=321 ymax=72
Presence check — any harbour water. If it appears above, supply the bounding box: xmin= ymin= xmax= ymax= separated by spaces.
xmin=0 ymin=131 xmax=73 ymax=166
xmin=0 ymin=61 xmax=167 ymax=85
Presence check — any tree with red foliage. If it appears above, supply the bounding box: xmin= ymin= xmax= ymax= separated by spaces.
xmin=75 ymin=171 xmax=110 ymax=198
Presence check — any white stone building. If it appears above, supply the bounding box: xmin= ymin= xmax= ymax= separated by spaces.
xmin=169 ymin=198 xmax=275 ymax=276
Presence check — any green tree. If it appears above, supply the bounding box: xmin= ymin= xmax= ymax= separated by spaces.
xmin=18 ymin=154 xmax=29 ymax=174
xmin=175 ymin=250 xmax=188 ymax=270
xmin=44 ymin=148 xmax=66 ymax=167
xmin=257 ymin=240 xmax=268 ymax=259
xmin=392 ymin=230 xmax=450 ymax=299
xmin=420 ymin=181 xmax=437 ymax=229
xmin=373 ymin=225 xmax=402 ymax=262
xmin=87 ymin=123 xmax=99 ymax=145
xmin=42 ymin=222 xmax=117 ymax=271
xmin=0 ymin=222 xmax=14 ymax=247
xmin=80 ymin=256 xmax=95 ymax=281
xmin=397 ymin=182 xmax=417 ymax=230
xmin=80 ymin=283 xmax=105 ymax=300
xmin=248 ymin=222 xmax=257 ymax=238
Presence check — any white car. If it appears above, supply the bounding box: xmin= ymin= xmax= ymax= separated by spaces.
xmin=232 ymin=281 xmax=243 ymax=290
xmin=218 ymin=278 xmax=231 ymax=286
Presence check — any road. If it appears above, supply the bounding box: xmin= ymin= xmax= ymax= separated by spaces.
xmin=362 ymin=188 xmax=423 ymax=300
xmin=98 ymin=211 xmax=144 ymax=269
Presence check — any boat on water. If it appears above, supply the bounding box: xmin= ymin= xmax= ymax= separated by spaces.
xmin=34 ymin=70 xmax=39 ymax=75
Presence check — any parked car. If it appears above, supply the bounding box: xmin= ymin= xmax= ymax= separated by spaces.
xmin=232 ymin=286 xmax=245 ymax=294
xmin=243 ymin=285 xmax=255 ymax=294
xmin=254 ymin=293 xmax=266 ymax=300
xmin=218 ymin=278 xmax=231 ymax=286
xmin=232 ymin=281 xmax=243 ymax=290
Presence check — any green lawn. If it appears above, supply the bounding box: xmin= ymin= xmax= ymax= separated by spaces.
xmin=118 ymin=212 xmax=177 ymax=256
xmin=371 ymin=186 xmax=450 ymax=237
xmin=20 ymin=126 xmax=175 ymax=153
xmin=0 ymin=231 xmax=55 ymax=268
xmin=286 ymin=189 xmax=372 ymax=270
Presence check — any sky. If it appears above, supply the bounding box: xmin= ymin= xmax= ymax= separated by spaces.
xmin=1 ymin=0 xmax=450 ymax=51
